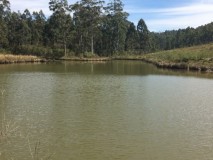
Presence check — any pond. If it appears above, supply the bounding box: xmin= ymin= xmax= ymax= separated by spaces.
xmin=0 ymin=61 xmax=213 ymax=160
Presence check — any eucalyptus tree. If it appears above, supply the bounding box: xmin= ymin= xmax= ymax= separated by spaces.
xmin=21 ymin=9 xmax=33 ymax=45
xmin=125 ymin=22 xmax=139 ymax=52
xmin=71 ymin=0 xmax=104 ymax=55
xmin=103 ymin=0 xmax=129 ymax=54
xmin=7 ymin=11 xmax=31 ymax=48
xmin=7 ymin=12 xmax=18 ymax=47
xmin=0 ymin=0 xmax=10 ymax=48
xmin=32 ymin=10 xmax=46 ymax=45
xmin=137 ymin=18 xmax=150 ymax=53
xmin=48 ymin=0 xmax=73 ymax=57
xmin=0 ymin=0 xmax=9 ymax=11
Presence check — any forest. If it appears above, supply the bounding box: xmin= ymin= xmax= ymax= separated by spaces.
xmin=1 ymin=0 xmax=213 ymax=59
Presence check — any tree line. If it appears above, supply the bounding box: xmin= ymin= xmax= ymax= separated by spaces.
xmin=150 ymin=23 xmax=213 ymax=51
xmin=0 ymin=0 xmax=213 ymax=58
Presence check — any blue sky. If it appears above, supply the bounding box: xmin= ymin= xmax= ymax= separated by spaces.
xmin=10 ymin=0 xmax=213 ymax=32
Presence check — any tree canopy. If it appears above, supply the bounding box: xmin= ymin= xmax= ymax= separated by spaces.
xmin=0 ymin=0 xmax=213 ymax=58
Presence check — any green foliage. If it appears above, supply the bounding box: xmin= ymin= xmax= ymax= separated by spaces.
xmin=13 ymin=45 xmax=63 ymax=59
xmin=137 ymin=19 xmax=150 ymax=52
xmin=83 ymin=52 xmax=97 ymax=58
xmin=1 ymin=0 xmax=213 ymax=58
xmin=31 ymin=10 xmax=46 ymax=45
xmin=48 ymin=0 xmax=73 ymax=57
xmin=150 ymin=23 xmax=213 ymax=51
xmin=100 ymin=0 xmax=129 ymax=55
xmin=0 ymin=0 xmax=10 ymax=48
xmin=125 ymin=23 xmax=139 ymax=51
xmin=71 ymin=0 xmax=104 ymax=55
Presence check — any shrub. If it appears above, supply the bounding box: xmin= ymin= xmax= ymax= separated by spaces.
xmin=12 ymin=45 xmax=65 ymax=59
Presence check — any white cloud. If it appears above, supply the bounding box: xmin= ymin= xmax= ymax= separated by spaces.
xmin=9 ymin=0 xmax=213 ymax=31
xmin=126 ymin=4 xmax=213 ymax=16
xmin=147 ymin=13 xmax=213 ymax=31
xmin=10 ymin=0 xmax=51 ymax=15
xmin=126 ymin=1 xmax=213 ymax=31
xmin=9 ymin=0 xmax=80 ymax=15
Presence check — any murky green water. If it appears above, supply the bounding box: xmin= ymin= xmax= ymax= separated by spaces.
xmin=0 ymin=61 xmax=213 ymax=160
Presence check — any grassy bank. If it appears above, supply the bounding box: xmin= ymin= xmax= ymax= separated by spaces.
xmin=2 ymin=43 xmax=213 ymax=72
xmin=115 ymin=43 xmax=213 ymax=72
xmin=143 ymin=43 xmax=213 ymax=72
xmin=59 ymin=53 xmax=111 ymax=61
xmin=0 ymin=54 xmax=46 ymax=64
xmin=60 ymin=56 xmax=111 ymax=61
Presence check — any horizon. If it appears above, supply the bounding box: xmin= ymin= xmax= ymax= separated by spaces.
xmin=9 ymin=0 xmax=213 ymax=32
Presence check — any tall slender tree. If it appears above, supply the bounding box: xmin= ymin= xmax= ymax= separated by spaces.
xmin=125 ymin=22 xmax=139 ymax=51
xmin=71 ymin=0 xmax=104 ymax=55
xmin=48 ymin=0 xmax=73 ymax=57
xmin=103 ymin=0 xmax=129 ymax=54
xmin=32 ymin=10 xmax=46 ymax=46
xmin=21 ymin=9 xmax=32 ymax=45
xmin=0 ymin=0 xmax=10 ymax=48
xmin=137 ymin=18 xmax=150 ymax=53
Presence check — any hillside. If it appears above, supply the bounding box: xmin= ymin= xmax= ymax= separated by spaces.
xmin=142 ymin=43 xmax=213 ymax=72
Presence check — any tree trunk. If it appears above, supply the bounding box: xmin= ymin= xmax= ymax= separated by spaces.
xmin=63 ymin=32 xmax=67 ymax=57
xmin=64 ymin=43 xmax=67 ymax=57
xmin=91 ymin=35 xmax=94 ymax=54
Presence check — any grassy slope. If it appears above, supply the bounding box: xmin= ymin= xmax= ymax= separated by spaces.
xmin=142 ymin=43 xmax=213 ymax=71
xmin=145 ymin=43 xmax=213 ymax=63
xmin=113 ymin=43 xmax=213 ymax=72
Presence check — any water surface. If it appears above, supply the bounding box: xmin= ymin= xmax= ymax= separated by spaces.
xmin=0 ymin=61 xmax=213 ymax=160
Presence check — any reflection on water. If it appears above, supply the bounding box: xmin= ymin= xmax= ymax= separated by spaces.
xmin=0 ymin=61 xmax=213 ymax=160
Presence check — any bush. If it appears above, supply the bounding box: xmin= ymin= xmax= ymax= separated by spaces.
xmin=12 ymin=45 xmax=65 ymax=59
xmin=83 ymin=52 xmax=97 ymax=58
xmin=51 ymin=48 xmax=64 ymax=59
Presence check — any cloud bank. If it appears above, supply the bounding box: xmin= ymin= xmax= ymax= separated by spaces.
xmin=126 ymin=1 xmax=213 ymax=31
xmin=9 ymin=0 xmax=213 ymax=31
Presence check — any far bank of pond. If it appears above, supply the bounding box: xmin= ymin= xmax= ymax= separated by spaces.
xmin=114 ymin=43 xmax=213 ymax=72
xmin=1 ymin=54 xmax=213 ymax=73
xmin=1 ymin=42 xmax=213 ymax=72
xmin=114 ymin=55 xmax=213 ymax=72
xmin=0 ymin=54 xmax=46 ymax=64
xmin=59 ymin=43 xmax=213 ymax=72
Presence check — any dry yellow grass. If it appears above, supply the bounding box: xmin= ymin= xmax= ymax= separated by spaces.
xmin=0 ymin=54 xmax=44 ymax=64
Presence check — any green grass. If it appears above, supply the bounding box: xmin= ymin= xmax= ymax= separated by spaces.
xmin=144 ymin=43 xmax=213 ymax=64
xmin=113 ymin=43 xmax=213 ymax=71
xmin=140 ymin=43 xmax=213 ymax=71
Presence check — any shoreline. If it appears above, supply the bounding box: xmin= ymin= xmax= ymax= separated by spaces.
xmin=61 ymin=56 xmax=213 ymax=72
xmin=0 ymin=54 xmax=46 ymax=64
xmin=1 ymin=54 xmax=213 ymax=73
xmin=141 ymin=58 xmax=213 ymax=72
xmin=113 ymin=56 xmax=213 ymax=72
xmin=59 ymin=57 xmax=111 ymax=61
